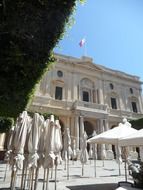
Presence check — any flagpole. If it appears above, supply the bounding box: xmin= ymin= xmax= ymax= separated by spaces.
xmin=84 ymin=41 xmax=87 ymax=56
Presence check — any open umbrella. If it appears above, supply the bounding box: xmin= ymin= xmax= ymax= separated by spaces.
xmin=80 ymin=131 xmax=88 ymax=176
xmin=88 ymin=118 xmax=137 ymax=180
xmin=119 ymin=129 xmax=143 ymax=147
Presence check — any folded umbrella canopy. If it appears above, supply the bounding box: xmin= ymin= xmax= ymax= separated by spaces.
xmin=27 ymin=112 xmax=43 ymax=190
xmin=80 ymin=131 xmax=89 ymax=176
xmin=10 ymin=111 xmax=30 ymax=190
xmin=43 ymin=115 xmax=63 ymax=190
xmin=62 ymin=128 xmax=73 ymax=179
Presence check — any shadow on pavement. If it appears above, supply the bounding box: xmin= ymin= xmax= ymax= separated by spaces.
xmin=67 ymin=183 xmax=118 ymax=190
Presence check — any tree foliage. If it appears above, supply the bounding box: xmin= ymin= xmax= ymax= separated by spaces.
xmin=0 ymin=0 xmax=78 ymax=118
xmin=130 ymin=118 xmax=143 ymax=130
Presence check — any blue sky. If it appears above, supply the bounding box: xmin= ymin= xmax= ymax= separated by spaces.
xmin=54 ymin=0 xmax=143 ymax=84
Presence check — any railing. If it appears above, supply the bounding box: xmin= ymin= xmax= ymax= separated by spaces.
xmin=32 ymin=95 xmax=73 ymax=109
xmin=72 ymin=100 xmax=107 ymax=111
xmin=108 ymin=108 xmax=143 ymax=119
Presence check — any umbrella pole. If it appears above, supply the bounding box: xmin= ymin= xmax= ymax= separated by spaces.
xmin=21 ymin=161 xmax=26 ymax=190
xmin=3 ymin=163 xmax=8 ymax=182
xmin=11 ymin=170 xmax=17 ymax=190
xmin=124 ymin=158 xmax=128 ymax=182
xmin=118 ymin=161 xmax=121 ymax=176
xmin=42 ymin=168 xmax=46 ymax=190
xmin=23 ymin=163 xmax=28 ymax=189
xmin=34 ymin=167 xmax=39 ymax=190
xmin=94 ymin=157 xmax=96 ymax=177
xmin=50 ymin=168 xmax=53 ymax=179
xmin=82 ymin=164 xmax=84 ymax=176
xmin=67 ymin=158 xmax=69 ymax=180
xmin=102 ymin=159 xmax=104 ymax=167
xmin=64 ymin=160 xmax=66 ymax=170
xmin=55 ymin=164 xmax=57 ymax=190
xmin=46 ymin=168 xmax=49 ymax=190
xmin=31 ymin=168 xmax=34 ymax=190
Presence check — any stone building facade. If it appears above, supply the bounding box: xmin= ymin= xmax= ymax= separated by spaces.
xmin=29 ymin=53 xmax=143 ymax=158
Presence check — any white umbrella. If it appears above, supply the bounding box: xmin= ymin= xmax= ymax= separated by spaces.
xmin=43 ymin=115 xmax=55 ymax=190
xmin=27 ymin=112 xmax=43 ymax=190
xmin=53 ymin=119 xmax=63 ymax=190
xmin=88 ymin=121 xmax=137 ymax=145
xmin=10 ymin=111 xmax=29 ymax=190
xmin=62 ymin=128 xmax=73 ymax=179
xmin=43 ymin=115 xmax=63 ymax=190
xmin=119 ymin=129 xmax=143 ymax=147
xmin=80 ymin=131 xmax=88 ymax=176
xmin=34 ymin=115 xmax=45 ymax=190
xmin=87 ymin=118 xmax=137 ymax=180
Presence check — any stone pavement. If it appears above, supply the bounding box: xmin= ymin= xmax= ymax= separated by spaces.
xmin=0 ymin=160 xmax=137 ymax=190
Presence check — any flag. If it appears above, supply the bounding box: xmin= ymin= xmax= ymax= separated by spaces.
xmin=79 ymin=38 xmax=86 ymax=47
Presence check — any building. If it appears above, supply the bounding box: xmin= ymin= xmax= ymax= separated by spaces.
xmin=29 ymin=53 xmax=143 ymax=158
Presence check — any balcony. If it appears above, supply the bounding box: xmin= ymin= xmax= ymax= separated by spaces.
xmin=108 ymin=109 xmax=143 ymax=119
xmin=31 ymin=95 xmax=73 ymax=110
xmin=72 ymin=100 xmax=108 ymax=116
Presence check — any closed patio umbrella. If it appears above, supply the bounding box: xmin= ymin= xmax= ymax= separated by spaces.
xmin=10 ymin=111 xmax=29 ymax=190
xmin=62 ymin=128 xmax=73 ymax=179
xmin=34 ymin=115 xmax=45 ymax=190
xmin=43 ymin=116 xmax=62 ymax=190
xmin=80 ymin=131 xmax=88 ymax=176
xmin=27 ymin=112 xmax=43 ymax=190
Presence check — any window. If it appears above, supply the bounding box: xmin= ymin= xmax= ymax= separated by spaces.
xmin=132 ymin=102 xmax=137 ymax=113
xmin=130 ymin=88 xmax=133 ymax=94
xmin=110 ymin=83 xmax=114 ymax=90
xmin=55 ymin=86 xmax=62 ymax=100
xmin=83 ymin=91 xmax=89 ymax=102
xmin=111 ymin=97 xmax=117 ymax=109
xmin=57 ymin=70 xmax=63 ymax=77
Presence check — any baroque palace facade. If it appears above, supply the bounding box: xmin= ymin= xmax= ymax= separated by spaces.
xmin=29 ymin=53 xmax=143 ymax=158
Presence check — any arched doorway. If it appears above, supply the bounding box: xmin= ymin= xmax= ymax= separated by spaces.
xmin=84 ymin=121 xmax=95 ymax=152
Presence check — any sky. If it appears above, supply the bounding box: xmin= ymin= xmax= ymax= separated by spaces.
xmin=54 ymin=0 xmax=143 ymax=84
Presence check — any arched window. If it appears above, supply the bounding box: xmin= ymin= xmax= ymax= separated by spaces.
xmin=80 ymin=78 xmax=94 ymax=102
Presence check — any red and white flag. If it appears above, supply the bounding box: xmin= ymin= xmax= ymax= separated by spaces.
xmin=79 ymin=38 xmax=86 ymax=47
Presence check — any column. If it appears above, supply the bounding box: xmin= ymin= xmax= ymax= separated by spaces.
xmin=79 ymin=116 xmax=84 ymax=149
xmin=97 ymin=119 xmax=104 ymax=159
xmin=75 ymin=116 xmax=79 ymax=151
xmin=98 ymin=80 xmax=104 ymax=104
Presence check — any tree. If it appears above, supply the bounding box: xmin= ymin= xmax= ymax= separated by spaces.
xmin=0 ymin=0 xmax=78 ymax=118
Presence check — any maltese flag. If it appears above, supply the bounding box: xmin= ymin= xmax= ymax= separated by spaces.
xmin=79 ymin=38 xmax=86 ymax=47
